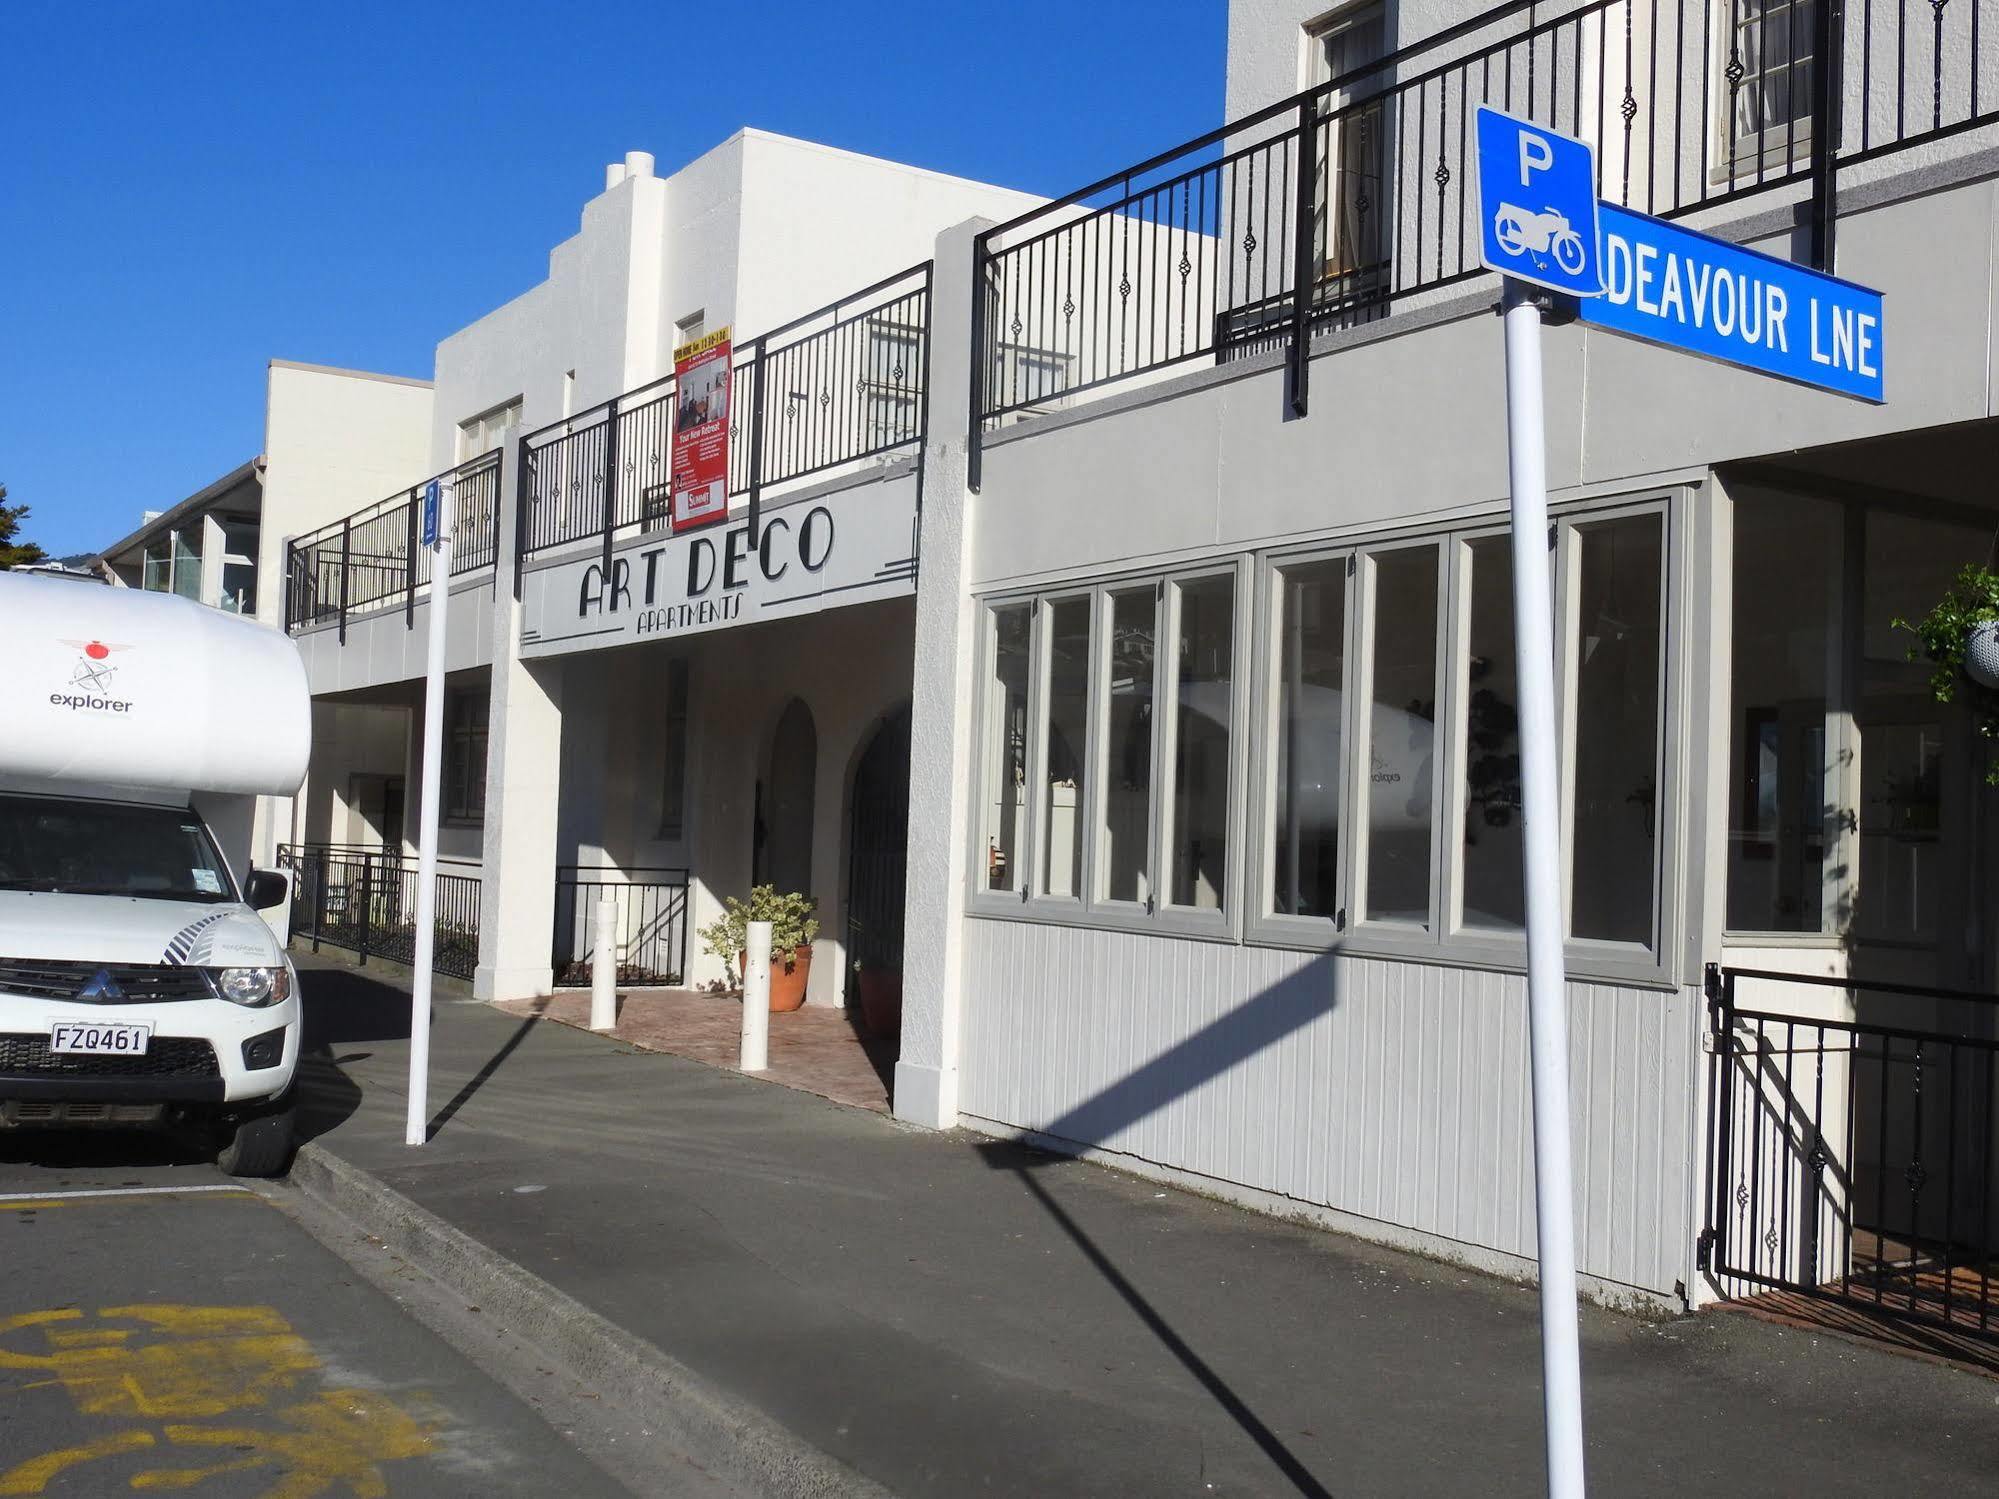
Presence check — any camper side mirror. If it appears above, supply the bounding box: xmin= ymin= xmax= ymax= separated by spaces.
xmin=243 ymin=869 xmax=290 ymax=911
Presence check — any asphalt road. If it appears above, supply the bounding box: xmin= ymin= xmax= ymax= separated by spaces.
xmin=0 ymin=1137 xmax=670 ymax=1498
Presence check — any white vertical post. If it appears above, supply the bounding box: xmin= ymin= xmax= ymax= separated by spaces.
xmin=1501 ymin=278 xmax=1587 ymax=1497
xmin=590 ymin=892 xmax=619 ymax=1032
xmin=405 ymin=485 xmax=451 ymax=1148
xmin=740 ymin=919 xmax=771 ymax=1073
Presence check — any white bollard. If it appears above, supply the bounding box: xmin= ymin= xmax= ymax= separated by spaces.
xmin=740 ymin=919 xmax=771 ymax=1073
xmin=589 ymin=893 xmax=619 ymax=1033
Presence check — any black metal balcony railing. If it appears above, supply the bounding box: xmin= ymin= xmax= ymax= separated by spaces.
xmin=518 ymin=261 xmax=931 ymax=574
xmin=970 ymin=0 xmax=1999 ymax=466
xmin=284 ymin=451 xmax=503 ymax=639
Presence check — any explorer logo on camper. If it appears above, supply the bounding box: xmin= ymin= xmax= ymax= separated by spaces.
xmin=51 ymin=638 xmax=136 ymax=714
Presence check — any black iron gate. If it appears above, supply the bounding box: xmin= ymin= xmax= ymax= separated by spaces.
xmin=845 ymin=706 xmax=911 ymax=981
xmin=1701 ymin=963 xmax=1999 ymax=1341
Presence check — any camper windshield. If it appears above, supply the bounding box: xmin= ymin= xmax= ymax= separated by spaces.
xmin=0 ymin=795 xmax=237 ymax=904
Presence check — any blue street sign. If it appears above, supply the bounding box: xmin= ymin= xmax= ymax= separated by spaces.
xmin=1581 ymin=203 xmax=1884 ymax=402
xmin=1475 ymin=107 xmax=1604 ymax=297
xmin=421 ymin=479 xmax=441 ymax=548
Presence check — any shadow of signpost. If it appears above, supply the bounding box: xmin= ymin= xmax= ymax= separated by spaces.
xmin=979 ymin=955 xmax=1342 ymax=1499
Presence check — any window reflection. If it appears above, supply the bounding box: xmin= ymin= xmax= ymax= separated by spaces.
xmin=1364 ymin=547 xmax=1440 ymax=926
xmin=1040 ymin=599 xmax=1091 ymax=898
xmin=1569 ymin=514 xmax=1665 ymax=946
xmin=1272 ymin=559 xmax=1346 ymax=919
xmin=984 ymin=605 xmax=1032 ymax=892
xmin=1103 ymin=587 xmax=1156 ymax=904
xmin=1459 ymin=536 xmax=1525 ymax=931
xmin=1170 ymin=575 xmax=1234 ymax=910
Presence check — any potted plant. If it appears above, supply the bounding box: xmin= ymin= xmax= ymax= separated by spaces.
xmin=852 ymin=960 xmax=903 ymax=1040
xmin=697 ymin=885 xmax=821 ymax=1012
xmin=1895 ymin=562 xmax=1999 ymax=785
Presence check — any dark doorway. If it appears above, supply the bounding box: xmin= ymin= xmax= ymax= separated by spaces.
xmin=847 ymin=705 xmax=912 ymax=1039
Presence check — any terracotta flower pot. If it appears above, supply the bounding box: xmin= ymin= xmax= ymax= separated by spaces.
xmin=739 ymin=944 xmax=813 ymax=1012
xmin=855 ymin=968 xmax=903 ymax=1039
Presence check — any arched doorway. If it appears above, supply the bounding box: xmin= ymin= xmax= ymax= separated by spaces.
xmin=846 ymin=704 xmax=911 ymax=1039
xmin=756 ymin=698 xmax=817 ymax=899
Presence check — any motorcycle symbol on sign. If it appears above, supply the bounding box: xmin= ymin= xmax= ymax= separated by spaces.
xmin=1492 ymin=203 xmax=1589 ymax=276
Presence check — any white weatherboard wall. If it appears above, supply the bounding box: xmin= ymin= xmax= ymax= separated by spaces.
xmin=961 ymin=923 xmax=1701 ymax=1300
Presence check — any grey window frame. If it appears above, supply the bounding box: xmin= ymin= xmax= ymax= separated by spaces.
xmin=1244 ymin=545 xmax=1363 ymax=948
xmin=969 ymin=562 xmax=1249 ymax=939
xmin=968 ymin=493 xmax=1684 ymax=988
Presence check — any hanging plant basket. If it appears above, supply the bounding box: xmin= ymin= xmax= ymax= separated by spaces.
xmin=1894 ymin=564 xmax=1999 ymax=784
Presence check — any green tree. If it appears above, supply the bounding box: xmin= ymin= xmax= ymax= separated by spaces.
xmin=0 ymin=485 xmax=48 ymax=570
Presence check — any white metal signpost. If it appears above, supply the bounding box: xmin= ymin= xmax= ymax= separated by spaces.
xmin=1474 ymin=102 xmax=1886 ymax=1499
xmin=407 ymin=478 xmax=450 ymax=1147
xmin=1474 ymin=105 xmax=1597 ymax=1499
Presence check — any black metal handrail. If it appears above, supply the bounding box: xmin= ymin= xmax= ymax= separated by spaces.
xmin=970 ymin=0 xmax=1995 ymax=462
xmin=551 ymin=865 xmax=691 ymax=988
xmin=517 ymin=262 xmax=932 ymax=579
xmin=283 ymin=451 xmax=503 ymax=638
xmin=276 ymin=843 xmax=483 ymax=980
xmin=1702 ymin=962 xmax=1999 ymax=1346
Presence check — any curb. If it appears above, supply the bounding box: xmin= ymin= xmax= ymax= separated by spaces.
xmin=287 ymin=1142 xmax=897 ymax=1499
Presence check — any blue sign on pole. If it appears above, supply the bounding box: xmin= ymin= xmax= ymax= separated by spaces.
xmin=1581 ymin=203 xmax=1884 ymax=402
xmin=1475 ymin=107 xmax=1604 ymax=297
xmin=421 ymin=479 xmax=442 ymax=548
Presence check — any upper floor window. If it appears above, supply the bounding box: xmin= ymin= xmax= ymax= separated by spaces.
xmin=458 ymin=399 xmax=521 ymax=463
xmin=864 ymin=318 xmax=924 ymax=449
xmin=1720 ymin=0 xmax=1816 ymax=171
xmin=990 ymin=343 xmax=1071 ymax=417
xmin=1306 ymin=4 xmax=1389 ymax=303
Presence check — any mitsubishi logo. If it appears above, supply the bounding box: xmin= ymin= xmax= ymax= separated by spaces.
xmin=75 ymin=969 xmax=125 ymax=1003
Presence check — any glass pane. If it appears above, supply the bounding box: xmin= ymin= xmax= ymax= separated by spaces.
xmin=1040 ymin=598 xmax=1091 ymax=898
xmin=1569 ymin=515 xmax=1665 ymax=946
xmin=984 ymin=605 xmax=1032 ymax=893
xmin=1169 ymin=575 xmax=1234 ymax=910
xmin=1725 ymin=493 xmax=1838 ymax=932
xmin=1460 ymin=536 xmax=1525 ymax=932
xmin=1364 ymin=547 xmax=1440 ymax=925
xmin=172 ymin=529 xmax=203 ymax=600
xmin=1272 ymin=558 xmax=1346 ymax=919
xmin=1102 ymin=587 xmax=1157 ymax=904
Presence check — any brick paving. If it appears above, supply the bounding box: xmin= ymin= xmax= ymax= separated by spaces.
xmin=495 ymin=987 xmax=896 ymax=1113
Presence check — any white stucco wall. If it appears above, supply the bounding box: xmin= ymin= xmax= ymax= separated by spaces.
xmin=259 ymin=362 xmax=434 ymax=627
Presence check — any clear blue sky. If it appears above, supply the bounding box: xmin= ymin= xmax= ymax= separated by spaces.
xmin=0 ymin=0 xmax=1225 ymax=558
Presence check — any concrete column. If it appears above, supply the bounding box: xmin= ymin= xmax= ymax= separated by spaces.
xmin=475 ymin=440 xmax=564 ymax=1001
xmin=893 ymin=218 xmax=991 ymax=1130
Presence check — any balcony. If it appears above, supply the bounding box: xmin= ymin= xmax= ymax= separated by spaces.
xmin=970 ymin=0 xmax=1999 ymax=457
xmin=516 ymin=262 xmax=932 ymax=574
xmin=283 ymin=452 xmax=503 ymax=640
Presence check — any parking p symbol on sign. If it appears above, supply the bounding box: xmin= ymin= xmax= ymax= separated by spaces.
xmin=1475 ymin=107 xmax=1605 ymax=298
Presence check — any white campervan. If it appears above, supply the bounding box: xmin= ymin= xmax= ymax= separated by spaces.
xmin=0 ymin=573 xmax=310 ymax=1175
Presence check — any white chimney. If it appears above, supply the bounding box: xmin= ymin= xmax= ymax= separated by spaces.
xmin=605 ymin=162 xmax=628 ymax=191
xmin=624 ymin=150 xmax=655 ymax=181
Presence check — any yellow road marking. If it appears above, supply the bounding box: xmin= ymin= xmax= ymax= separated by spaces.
xmin=0 ymin=1304 xmax=439 ymax=1495
xmin=0 ymin=1429 xmax=156 ymax=1495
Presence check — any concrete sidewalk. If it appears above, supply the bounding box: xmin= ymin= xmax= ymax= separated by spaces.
xmin=292 ymin=955 xmax=1999 ymax=1497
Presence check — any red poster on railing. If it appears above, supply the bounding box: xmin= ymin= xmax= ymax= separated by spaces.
xmin=671 ymin=326 xmax=732 ymax=532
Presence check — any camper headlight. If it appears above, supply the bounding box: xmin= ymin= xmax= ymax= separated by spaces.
xmin=213 ymin=966 xmax=290 ymax=1008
